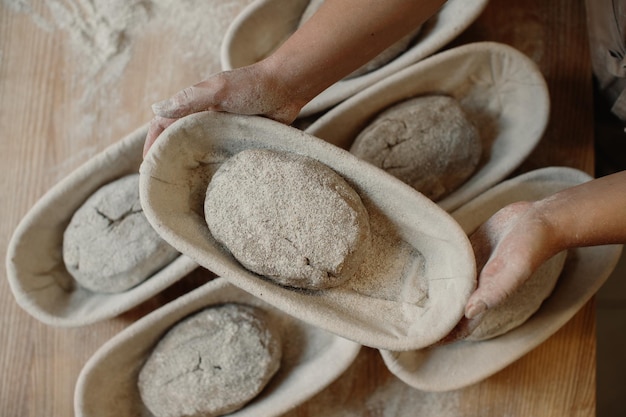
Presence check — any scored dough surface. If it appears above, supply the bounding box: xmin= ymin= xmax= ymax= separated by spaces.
xmin=350 ymin=95 xmax=482 ymax=201
xmin=62 ymin=174 xmax=179 ymax=293
xmin=138 ymin=303 xmax=282 ymax=417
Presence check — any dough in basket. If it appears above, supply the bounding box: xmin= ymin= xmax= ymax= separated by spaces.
xmin=350 ymin=95 xmax=482 ymax=201
xmin=138 ymin=303 xmax=282 ymax=417
xmin=63 ymin=174 xmax=179 ymax=293
xmin=204 ymin=148 xmax=371 ymax=290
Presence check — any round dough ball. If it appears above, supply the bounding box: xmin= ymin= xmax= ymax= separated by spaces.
xmin=466 ymin=251 xmax=567 ymax=341
xmin=138 ymin=303 xmax=282 ymax=417
xmin=63 ymin=174 xmax=179 ymax=293
xmin=204 ymin=148 xmax=370 ymax=290
xmin=350 ymin=95 xmax=482 ymax=201
xmin=297 ymin=0 xmax=421 ymax=78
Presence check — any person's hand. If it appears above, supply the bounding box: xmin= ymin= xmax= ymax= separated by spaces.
xmin=464 ymin=201 xmax=562 ymax=319
xmin=464 ymin=172 xmax=626 ymax=320
xmin=440 ymin=170 xmax=626 ymax=344
xmin=143 ymin=63 xmax=306 ymax=157
xmin=142 ymin=0 xmax=449 ymax=157
xmin=438 ymin=200 xmax=562 ymax=343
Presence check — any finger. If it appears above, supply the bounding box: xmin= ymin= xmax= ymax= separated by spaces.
xmin=463 ymin=228 xmax=499 ymax=319
xmin=464 ymin=254 xmax=533 ymax=318
xmin=436 ymin=314 xmax=484 ymax=345
xmin=143 ymin=116 xmax=176 ymax=158
xmin=152 ymin=83 xmax=220 ymax=119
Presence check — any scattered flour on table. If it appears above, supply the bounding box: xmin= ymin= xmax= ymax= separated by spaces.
xmin=360 ymin=379 xmax=462 ymax=417
xmin=295 ymin=362 xmax=463 ymax=417
xmin=2 ymin=0 xmax=254 ymax=143
xmin=4 ymin=0 xmax=253 ymax=79
xmin=2 ymin=0 xmax=54 ymax=31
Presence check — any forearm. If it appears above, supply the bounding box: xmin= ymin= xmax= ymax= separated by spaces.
xmin=261 ymin=0 xmax=446 ymax=105
xmin=538 ymin=170 xmax=626 ymax=250
xmin=145 ymin=0 xmax=446 ymax=154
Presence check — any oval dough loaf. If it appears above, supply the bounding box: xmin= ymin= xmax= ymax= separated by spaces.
xmin=138 ymin=303 xmax=282 ymax=417
xmin=350 ymin=95 xmax=482 ymax=201
xmin=63 ymin=174 xmax=179 ymax=293
xmin=204 ymin=148 xmax=371 ymax=290
xmin=466 ymin=251 xmax=568 ymax=341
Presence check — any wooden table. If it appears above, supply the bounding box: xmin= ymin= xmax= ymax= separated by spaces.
xmin=0 ymin=0 xmax=596 ymax=415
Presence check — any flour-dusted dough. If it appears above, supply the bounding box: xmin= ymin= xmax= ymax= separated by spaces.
xmin=466 ymin=251 xmax=568 ymax=341
xmin=138 ymin=303 xmax=282 ymax=417
xmin=204 ymin=148 xmax=371 ymax=290
xmin=63 ymin=174 xmax=179 ymax=293
xmin=350 ymin=95 xmax=482 ymax=201
xmin=297 ymin=0 xmax=422 ymax=79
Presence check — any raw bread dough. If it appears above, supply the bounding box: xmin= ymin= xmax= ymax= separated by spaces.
xmin=466 ymin=251 xmax=568 ymax=341
xmin=63 ymin=174 xmax=179 ymax=293
xmin=138 ymin=303 xmax=282 ymax=417
xmin=298 ymin=0 xmax=422 ymax=78
xmin=204 ymin=148 xmax=371 ymax=290
xmin=350 ymin=95 xmax=482 ymax=201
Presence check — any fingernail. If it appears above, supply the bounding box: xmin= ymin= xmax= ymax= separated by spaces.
xmin=465 ymin=300 xmax=487 ymax=319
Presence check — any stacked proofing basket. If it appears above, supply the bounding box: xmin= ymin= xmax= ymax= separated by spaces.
xmin=5 ymin=1 xmax=623 ymax=416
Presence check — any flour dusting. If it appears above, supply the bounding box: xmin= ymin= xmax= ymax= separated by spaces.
xmin=288 ymin=349 xmax=463 ymax=417
xmin=2 ymin=0 xmax=254 ymax=146
xmin=361 ymin=378 xmax=462 ymax=417
xmin=4 ymin=0 xmax=252 ymax=79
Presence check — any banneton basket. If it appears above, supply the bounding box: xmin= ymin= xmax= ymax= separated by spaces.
xmin=74 ymin=277 xmax=361 ymax=417
xmin=5 ymin=124 xmax=198 ymax=327
xmin=220 ymin=0 xmax=489 ymax=117
xmin=306 ymin=41 xmax=550 ymax=212
xmin=139 ymin=112 xmax=476 ymax=351
xmin=380 ymin=167 xmax=624 ymax=392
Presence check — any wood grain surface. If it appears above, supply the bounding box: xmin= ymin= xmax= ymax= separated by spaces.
xmin=0 ymin=0 xmax=596 ymax=416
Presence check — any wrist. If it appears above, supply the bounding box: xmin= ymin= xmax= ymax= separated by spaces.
xmin=530 ymin=196 xmax=573 ymax=254
xmin=259 ymin=54 xmax=320 ymax=107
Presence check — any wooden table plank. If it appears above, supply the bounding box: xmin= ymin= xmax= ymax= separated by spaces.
xmin=0 ymin=0 xmax=596 ymax=416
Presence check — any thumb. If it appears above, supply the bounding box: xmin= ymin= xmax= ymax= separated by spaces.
xmin=143 ymin=116 xmax=176 ymax=158
xmin=464 ymin=254 xmax=533 ymax=319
